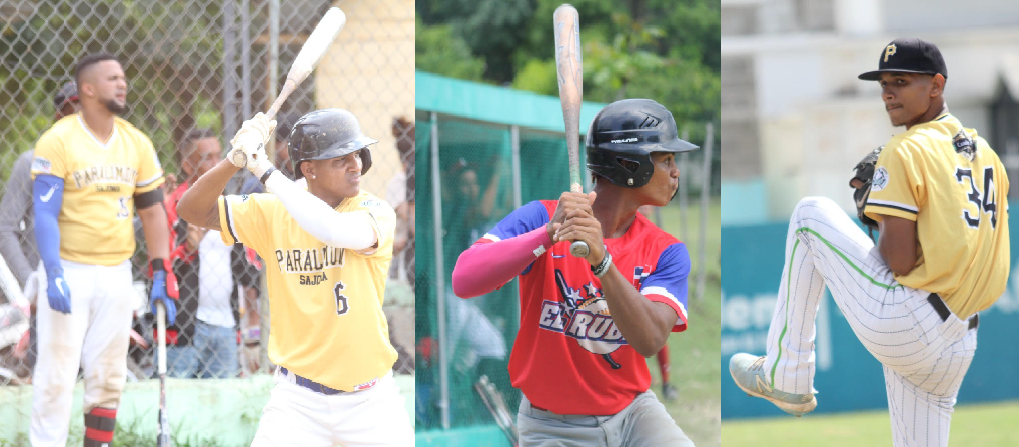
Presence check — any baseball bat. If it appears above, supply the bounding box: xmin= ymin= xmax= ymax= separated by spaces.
xmin=232 ymin=6 xmax=347 ymax=167
xmin=553 ymin=4 xmax=590 ymax=259
xmin=156 ymin=302 xmax=170 ymax=447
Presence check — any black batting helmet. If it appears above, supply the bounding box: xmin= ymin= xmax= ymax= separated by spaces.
xmin=585 ymin=99 xmax=698 ymax=188
xmin=289 ymin=108 xmax=376 ymax=179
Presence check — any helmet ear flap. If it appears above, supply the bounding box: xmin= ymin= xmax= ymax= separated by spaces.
xmin=359 ymin=149 xmax=372 ymax=175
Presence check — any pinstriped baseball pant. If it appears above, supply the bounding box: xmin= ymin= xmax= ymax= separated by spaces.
xmin=763 ymin=197 xmax=977 ymax=447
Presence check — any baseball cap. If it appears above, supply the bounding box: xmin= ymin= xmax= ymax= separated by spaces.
xmin=858 ymin=38 xmax=947 ymax=81
xmin=53 ymin=81 xmax=78 ymax=108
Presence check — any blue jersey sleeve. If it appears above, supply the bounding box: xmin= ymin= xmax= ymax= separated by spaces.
xmin=640 ymin=243 xmax=691 ymax=326
xmin=484 ymin=200 xmax=551 ymax=243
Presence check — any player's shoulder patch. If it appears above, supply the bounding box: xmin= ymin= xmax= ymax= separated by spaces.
xmin=360 ymin=198 xmax=385 ymax=209
xmin=871 ymin=166 xmax=889 ymax=191
xmin=31 ymin=156 xmax=52 ymax=174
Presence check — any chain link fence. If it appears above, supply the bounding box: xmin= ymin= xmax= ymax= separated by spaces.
xmin=414 ymin=75 xmax=719 ymax=436
xmin=0 ymin=0 xmax=414 ymax=388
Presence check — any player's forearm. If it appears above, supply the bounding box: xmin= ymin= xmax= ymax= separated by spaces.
xmin=177 ymin=159 xmax=239 ymax=231
xmin=0 ymin=232 xmax=32 ymax=286
xmin=33 ymin=176 xmax=64 ymax=274
xmin=451 ymin=227 xmax=552 ymax=298
xmin=600 ymin=266 xmax=676 ymax=357
xmin=138 ymin=204 xmax=170 ymax=261
xmin=877 ymin=216 xmax=919 ymax=276
xmin=263 ymin=170 xmax=376 ymax=250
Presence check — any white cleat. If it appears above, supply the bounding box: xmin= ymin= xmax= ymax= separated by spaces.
xmin=729 ymin=353 xmax=817 ymax=417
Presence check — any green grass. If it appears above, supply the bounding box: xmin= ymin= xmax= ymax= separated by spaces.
xmin=722 ymin=400 xmax=1019 ymax=446
xmin=644 ymin=198 xmax=721 ymax=447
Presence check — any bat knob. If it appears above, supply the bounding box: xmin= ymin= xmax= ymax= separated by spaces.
xmin=569 ymin=241 xmax=590 ymax=258
xmin=231 ymin=150 xmax=247 ymax=168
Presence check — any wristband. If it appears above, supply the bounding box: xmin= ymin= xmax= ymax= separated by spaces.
xmin=591 ymin=248 xmax=613 ymax=278
xmin=151 ymin=258 xmax=167 ymax=272
xmin=259 ymin=166 xmax=277 ymax=185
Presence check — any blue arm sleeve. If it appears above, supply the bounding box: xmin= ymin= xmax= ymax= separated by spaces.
xmin=33 ymin=175 xmax=64 ymax=272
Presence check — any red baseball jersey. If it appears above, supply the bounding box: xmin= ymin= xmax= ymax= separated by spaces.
xmin=475 ymin=200 xmax=690 ymax=415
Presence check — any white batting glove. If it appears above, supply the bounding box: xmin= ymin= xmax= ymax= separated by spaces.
xmin=229 ymin=112 xmax=277 ymax=168
xmin=245 ymin=142 xmax=275 ymax=179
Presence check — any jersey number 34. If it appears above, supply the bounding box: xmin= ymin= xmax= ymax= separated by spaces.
xmin=955 ymin=167 xmax=998 ymax=229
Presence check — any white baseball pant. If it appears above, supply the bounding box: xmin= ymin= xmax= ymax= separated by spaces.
xmin=251 ymin=368 xmax=414 ymax=446
xmin=763 ymin=196 xmax=978 ymax=447
xmin=31 ymin=259 xmax=134 ymax=447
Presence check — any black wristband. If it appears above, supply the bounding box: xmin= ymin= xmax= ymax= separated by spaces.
xmin=150 ymin=258 xmax=166 ymax=272
xmin=591 ymin=249 xmax=613 ymax=278
xmin=259 ymin=167 xmax=277 ymax=185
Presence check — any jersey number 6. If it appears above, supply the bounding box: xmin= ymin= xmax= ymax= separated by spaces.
xmin=955 ymin=167 xmax=998 ymax=229
xmin=333 ymin=281 xmax=349 ymax=316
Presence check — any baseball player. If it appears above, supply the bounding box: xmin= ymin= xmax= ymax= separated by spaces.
xmin=729 ymin=38 xmax=1010 ymax=447
xmin=452 ymin=99 xmax=697 ymax=447
xmin=30 ymin=53 xmax=176 ymax=446
xmin=175 ymin=108 xmax=413 ymax=446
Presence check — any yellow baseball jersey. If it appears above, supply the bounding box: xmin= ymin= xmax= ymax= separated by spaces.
xmin=218 ymin=189 xmax=397 ymax=391
xmin=865 ymin=113 xmax=1010 ymax=319
xmin=30 ymin=114 xmax=165 ymax=265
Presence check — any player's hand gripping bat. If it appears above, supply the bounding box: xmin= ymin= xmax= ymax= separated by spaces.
xmin=231 ymin=6 xmax=347 ymax=167
xmin=553 ymin=4 xmax=590 ymax=258
xmin=156 ymin=301 xmax=170 ymax=447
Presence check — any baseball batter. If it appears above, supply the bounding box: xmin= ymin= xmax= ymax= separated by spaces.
xmin=175 ymin=109 xmax=413 ymax=446
xmin=729 ymin=38 xmax=1010 ymax=447
xmin=453 ymin=99 xmax=697 ymax=447
xmin=30 ymin=53 xmax=176 ymax=446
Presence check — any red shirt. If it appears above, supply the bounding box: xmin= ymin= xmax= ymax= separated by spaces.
xmin=475 ymin=200 xmax=690 ymax=415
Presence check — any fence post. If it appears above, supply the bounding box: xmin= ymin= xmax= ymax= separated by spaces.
xmin=697 ymin=122 xmax=714 ymax=301
xmin=430 ymin=112 xmax=451 ymax=429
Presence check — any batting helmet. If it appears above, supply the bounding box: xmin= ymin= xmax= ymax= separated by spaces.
xmin=585 ymin=99 xmax=698 ymax=188
xmin=288 ymin=108 xmax=376 ymax=179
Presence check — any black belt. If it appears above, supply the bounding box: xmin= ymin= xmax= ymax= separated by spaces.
xmin=280 ymin=367 xmax=343 ymax=395
xmin=927 ymin=293 xmax=978 ymax=330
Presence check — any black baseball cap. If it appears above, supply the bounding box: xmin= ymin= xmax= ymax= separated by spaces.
xmin=53 ymin=81 xmax=78 ymax=108
xmin=858 ymin=38 xmax=947 ymax=81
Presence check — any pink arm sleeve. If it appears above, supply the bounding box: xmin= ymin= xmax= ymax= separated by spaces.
xmin=451 ymin=227 xmax=553 ymax=298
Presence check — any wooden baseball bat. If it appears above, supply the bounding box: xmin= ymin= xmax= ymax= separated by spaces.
xmin=156 ymin=302 xmax=170 ymax=447
xmin=232 ymin=6 xmax=347 ymax=167
xmin=553 ymin=4 xmax=590 ymax=258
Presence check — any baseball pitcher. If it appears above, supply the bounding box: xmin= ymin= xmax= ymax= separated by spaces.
xmin=729 ymin=38 xmax=1010 ymax=447
xmin=175 ymin=109 xmax=413 ymax=446
xmin=453 ymin=99 xmax=698 ymax=447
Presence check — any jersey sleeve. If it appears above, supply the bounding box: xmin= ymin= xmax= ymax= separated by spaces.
xmin=480 ymin=200 xmax=551 ymax=244
xmin=865 ymin=140 xmax=923 ymax=222
xmin=218 ymin=193 xmax=271 ymax=256
xmin=348 ymin=196 xmax=396 ymax=258
xmin=640 ymin=243 xmax=691 ymax=332
xmin=30 ymin=131 xmax=66 ymax=180
xmin=134 ymin=135 xmax=165 ymax=194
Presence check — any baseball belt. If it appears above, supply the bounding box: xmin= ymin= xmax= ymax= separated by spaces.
xmin=927 ymin=293 xmax=978 ymax=330
xmin=279 ymin=367 xmax=344 ymax=395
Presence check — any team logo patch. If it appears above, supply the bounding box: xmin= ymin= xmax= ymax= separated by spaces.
xmin=883 ymin=44 xmax=897 ymax=62
xmin=32 ymin=157 xmax=52 ymax=174
xmin=871 ymin=167 xmax=889 ymax=191
xmin=240 ymin=194 xmax=250 ymax=202
xmin=953 ymin=130 xmax=976 ymax=161
xmin=361 ymin=199 xmax=383 ymax=209
xmin=537 ymin=269 xmax=625 ymax=369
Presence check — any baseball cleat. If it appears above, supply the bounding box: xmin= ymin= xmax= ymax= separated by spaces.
xmin=662 ymin=383 xmax=678 ymax=400
xmin=729 ymin=353 xmax=816 ymax=417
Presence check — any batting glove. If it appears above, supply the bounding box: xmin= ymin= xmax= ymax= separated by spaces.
xmin=149 ymin=259 xmax=179 ymax=325
xmin=45 ymin=267 xmax=71 ymax=314
xmin=229 ymin=112 xmax=277 ymax=169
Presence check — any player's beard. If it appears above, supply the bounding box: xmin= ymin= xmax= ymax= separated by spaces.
xmin=104 ymin=98 xmax=129 ymax=115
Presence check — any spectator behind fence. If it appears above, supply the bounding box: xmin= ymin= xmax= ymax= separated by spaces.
xmin=0 ymin=81 xmax=78 ymax=383
xmin=386 ymin=116 xmax=414 ymax=285
xmin=163 ymin=128 xmax=262 ymax=378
